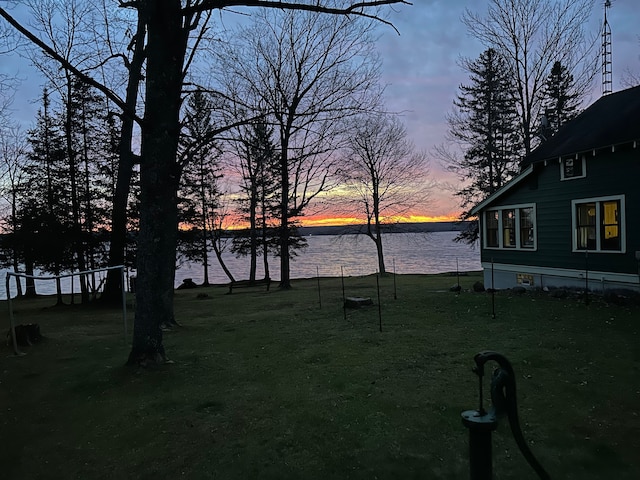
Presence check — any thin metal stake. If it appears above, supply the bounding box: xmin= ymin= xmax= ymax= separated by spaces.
xmin=491 ymin=258 xmax=496 ymax=319
xmin=393 ymin=257 xmax=397 ymax=300
xmin=585 ymin=250 xmax=589 ymax=305
xmin=316 ymin=266 xmax=322 ymax=309
xmin=376 ymin=271 xmax=382 ymax=332
xmin=341 ymin=266 xmax=346 ymax=320
xmin=121 ymin=266 xmax=128 ymax=345
xmin=6 ymin=273 xmax=21 ymax=356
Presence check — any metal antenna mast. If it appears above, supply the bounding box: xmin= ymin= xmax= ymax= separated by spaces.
xmin=602 ymin=0 xmax=613 ymax=95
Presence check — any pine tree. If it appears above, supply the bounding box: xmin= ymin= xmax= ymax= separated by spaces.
xmin=447 ymin=48 xmax=522 ymax=243
xmin=539 ymin=61 xmax=580 ymax=140
xmin=232 ymin=119 xmax=280 ymax=282
xmin=68 ymin=78 xmax=116 ymax=292
xmin=177 ymin=91 xmax=222 ymax=286
xmin=96 ymin=111 xmax=139 ymax=273
xmin=19 ymin=88 xmax=72 ymax=303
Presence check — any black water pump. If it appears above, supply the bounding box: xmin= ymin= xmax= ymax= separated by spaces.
xmin=461 ymin=351 xmax=550 ymax=480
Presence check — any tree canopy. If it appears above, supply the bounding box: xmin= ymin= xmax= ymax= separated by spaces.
xmin=0 ymin=0 xmax=411 ymax=366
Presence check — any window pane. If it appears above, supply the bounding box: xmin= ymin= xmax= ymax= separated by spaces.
xmin=576 ymin=202 xmax=596 ymax=250
xmin=486 ymin=210 xmax=499 ymax=247
xmin=563 ymin=158 xmax=583 ymax=178
xmin=519 ymin=207 xmax=534 ymax=248
xmin=502 ymin=209 xmax=515 ymax=248
xmin=601 ymin=200 xmax=620 ymax=251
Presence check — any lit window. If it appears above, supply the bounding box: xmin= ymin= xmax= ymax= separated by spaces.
xmin=502 ymin=209 xmax=516 ymax=248
xmin=573 ymin=196 xmax=624 ymax=252
xmin=576 ymin=202 xmax=596 ymax=250
xmin=484 ymin=204 xmax=536 ymax=250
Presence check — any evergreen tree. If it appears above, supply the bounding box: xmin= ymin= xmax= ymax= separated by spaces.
xmin=232 ymin=119 xmax=280 ymax=282
xmin=96 ymin=111 xmax=139 ymax=273
xmin=447 ymin=48 xmax=521 ymax=243
xmin=20 ymin=88 xmax=73 ymax=303
xmin=539 ymin=61 xmax=580 ymax=140
xmin=68 ymin=78 xmax=115 ymax=292
xmin=463 ymin=0 xmax=596 ymax=156
xmin=177 ymin=91 xmax=221 ymax=286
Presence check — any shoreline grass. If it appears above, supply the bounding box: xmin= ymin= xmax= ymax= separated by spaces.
xmin=1 ymin=272 xmax=639 ymax=479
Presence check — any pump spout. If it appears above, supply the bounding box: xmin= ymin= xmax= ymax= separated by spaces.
xmin=462 ymin=351 xmax=550 ymax=480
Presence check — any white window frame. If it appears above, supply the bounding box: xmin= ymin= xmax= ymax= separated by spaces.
xmin=483 ymin=203 xmax=537 ymax=251
xmin=560 ymin=155 xmax=587 ymax=181
xmin=571 ymin=194 xmax=626 ymax=253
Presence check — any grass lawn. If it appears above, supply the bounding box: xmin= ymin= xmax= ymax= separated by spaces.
xmin=1 ymin=272 xmax=639 ymax=479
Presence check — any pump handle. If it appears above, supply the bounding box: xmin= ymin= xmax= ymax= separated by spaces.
xmin=474 ymin=351 xmax=550 ymax=480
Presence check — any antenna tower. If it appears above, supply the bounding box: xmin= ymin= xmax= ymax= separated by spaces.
xmin=602 ymin=0 xmax=612 ymax=95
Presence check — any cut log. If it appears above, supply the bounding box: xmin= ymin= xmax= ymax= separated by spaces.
xmin=344 ymin=296 xmax=373 ymax=308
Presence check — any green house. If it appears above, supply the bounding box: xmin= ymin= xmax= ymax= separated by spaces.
xmin=470 ymin=85 xmax=640 ymax=293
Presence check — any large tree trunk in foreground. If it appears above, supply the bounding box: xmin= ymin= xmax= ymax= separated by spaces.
xmin=127 ymin=0 xmax=186 ymax=366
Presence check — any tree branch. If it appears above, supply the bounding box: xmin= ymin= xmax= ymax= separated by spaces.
xmin=0 ymin=7 xmax=142 ymax=125
xmin=184 ymin=1 xmax=412 ymax=34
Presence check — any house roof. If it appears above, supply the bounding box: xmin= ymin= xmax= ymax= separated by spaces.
xmin=469 ymin=165 xmax=534 ymax=215
xmin=522 ymin=84 xmax=640 ymax=166
xmin=471 ymin=86 xmax=640 ymax=215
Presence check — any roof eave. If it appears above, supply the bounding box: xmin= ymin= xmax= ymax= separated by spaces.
xmin=469 ymin=165 xmax=535 ymax=216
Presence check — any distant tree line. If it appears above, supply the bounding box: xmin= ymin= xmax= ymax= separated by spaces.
xmin=0 ymin=0 xmax=424 ymax=319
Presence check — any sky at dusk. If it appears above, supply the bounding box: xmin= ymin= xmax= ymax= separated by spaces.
xmin=2 ymin=1 xmax=639 ymax=226
xmin=372 ymin=0 xmax=640 ymax=223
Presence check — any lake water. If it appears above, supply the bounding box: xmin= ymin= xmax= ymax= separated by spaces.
xmin=179 ymin=231 xmax=480 ymax=283
xmin=2 ymin=231 xmax=480 ymax=299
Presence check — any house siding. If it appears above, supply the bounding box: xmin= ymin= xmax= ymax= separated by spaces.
xmin=479 ymin=147 xmax=640 ymax=284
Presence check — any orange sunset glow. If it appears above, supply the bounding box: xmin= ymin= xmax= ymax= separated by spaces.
xmin=300 ymin=213 xmax=460 ymax=227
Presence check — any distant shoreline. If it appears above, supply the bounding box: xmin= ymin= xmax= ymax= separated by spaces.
xmin=297 ymin=221 xmax=470 ymax=236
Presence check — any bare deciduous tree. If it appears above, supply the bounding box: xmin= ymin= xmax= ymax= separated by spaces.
xmin=216 ymin=7 xmax=384 ymax=288
xmin=0 ymin=7 xmax=19 ymax=126
xmin=340 ymin=114 xmax=430 ymax=274
xmin=463 ymin=0 xmax=597 ymax=155
xmin=621 ymin=35 xmax=640 ymax=88
xmin=1 ymin=0 xmax=410 ymax=366
xmin=0 ymin=125 xmax=28 ymax=295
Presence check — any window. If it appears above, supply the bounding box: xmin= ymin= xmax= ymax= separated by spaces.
xmin=519 ymin=207 xmax=535 ymax=248
xmin=502 ymin=209 xmax=516 ymax=248
xmin=572 ymin=196 xmax=625 ymax=252
xmin=560 ymin=156 xmax=586 ymax=180
xmin=484 ymin=204 xmax=536 ymax=250
xmin=486 ymin=210 xmax=499 ymax=247
xmin=575 ymin=202 xmax=596 ymax=250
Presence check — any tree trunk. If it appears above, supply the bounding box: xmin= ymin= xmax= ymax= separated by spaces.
xmin=55 ymin=276 xmax=64 ymax=306
xmin=102 ymin=14 xmax=146 ymax=304
xmin=372 ymin=184 xmax=386 ymax=275
xmin=10 ymin=192 xmax=23 ymax=297
xmin=11 ymin=263 xmax=23 ymax=297
xmin=279 ymin=137 xmax=291 ymax=289
xmin=212 ymin=239 xmax=235 ymax=283
xmin=200 ymin=167 xmax=210 ymax=286
xmin=102 ymin=145 xmax=135 ymax=300
xmin=375 ymin=233 xmax=386 ymax=275
xmin=127 ymin=0 xmax=185 ymax=366
xmin=23 ymin=257 xmax=36 ymax=297
xmin=249 ymin=194 xmax=257 ymax=282
xmin=64 ymin=75 xmax=89 ymax=304
xmin=201 ymin=229 xmax=210 ymax=286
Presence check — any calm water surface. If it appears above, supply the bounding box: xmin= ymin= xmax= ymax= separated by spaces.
xmin=176 ymin=231 xmax=480 ymax=284
xmin=3 ymin=231 xmax=480 ymax=299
